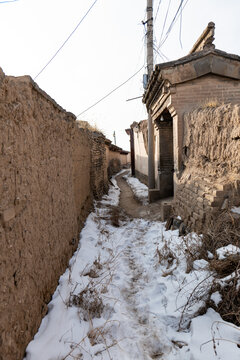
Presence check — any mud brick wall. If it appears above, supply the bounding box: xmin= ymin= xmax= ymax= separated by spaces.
xmin=0 ymin=70 xmax=109 ymax=360
xmin=171 ymin=75 xmax=240 ymax=172
xmin=105 ymin=145 xmax=122 ymax=178
xmin=90 ymin=133 xmax=108 ymax=199
xmin=72 ymin=127 xmax=93 ymax=233
xmin=174 ymin=104 xmax=240 ymax=231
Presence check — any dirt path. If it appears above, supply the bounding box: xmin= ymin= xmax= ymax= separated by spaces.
xmin=116 ymin=171 xmax=166 ymax=222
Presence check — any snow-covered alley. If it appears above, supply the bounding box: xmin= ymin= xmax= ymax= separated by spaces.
xmin=24 ymin=172 xmax=240 ymax=360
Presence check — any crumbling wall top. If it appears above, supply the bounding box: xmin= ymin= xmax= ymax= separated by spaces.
xmin=189 ymin=22 xmax=215 ymax=54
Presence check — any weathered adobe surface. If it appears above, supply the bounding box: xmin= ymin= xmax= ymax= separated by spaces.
xmin=0 ymin=69 xmax=108 ymax=360
xmin=175 ymin=104 xmax=240 ymax=230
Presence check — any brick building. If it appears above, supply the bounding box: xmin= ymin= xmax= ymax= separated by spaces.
xmin=129 ymin=23 xmax=240 ymax=229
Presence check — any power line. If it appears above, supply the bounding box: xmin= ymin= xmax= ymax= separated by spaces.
xmin=158 ymin=0 xmax=187 ymax=49
xmin=154 ymin=0 xmax=162 ymax=23
xmin=159 ymin=0 xmax=172 ymax=45
xmin=77 ymin=65 xmax=144 ymax=118
xmin=156 ymin=0 xmax=189 ymax=53
xmin=34 ymin=0 xmax=99 ymax=80
xmin=0 ymin=0 xmax=19 ymax=3
xmin=179 ymin=0 xmax=183 ymax=48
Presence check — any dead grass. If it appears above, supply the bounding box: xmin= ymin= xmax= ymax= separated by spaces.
xmin=77 ymin=120 xmax=105 ymax=135
xmin=182 ymin=234 xmax=202 ymax=273
xmin=200 ymin=98 xmax=222 ymax=109
xmin=209 ymin=254 xmax=240 ymax=277
xmin=201 ymin=211 xmax=240 ymax=259
xmin=108 ymin=206 xmax=127 ymax=227
xmin=179 ymin=211 xmax=240 ymax=327
xmin=156 ymin=243 xmax=177 ymax=269
xmin=200 ymin=321 xmax=240 ymax=355
xmin=216 ymin=282 xmax=240 ymax=325
xmin=69 ymin=285 xmax=104 ymax=321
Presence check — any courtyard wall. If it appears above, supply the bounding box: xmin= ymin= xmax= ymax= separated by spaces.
xmin=174 ymin=103 xmax=240 ymax=231
xmin=0 ymin=69 xmax=127 ymax=359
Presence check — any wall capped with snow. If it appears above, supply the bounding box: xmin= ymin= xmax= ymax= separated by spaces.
xmin=0 ymin=69 xmax=111 ymax=360
xmin=174 ymin=104 xmax=240 ymax=231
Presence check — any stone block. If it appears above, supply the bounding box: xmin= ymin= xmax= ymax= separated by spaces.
xmin=2 ymin=207 xmax=15 ymax=223
xmin=215 ymin=183 xmax=232 ymax=191
xmin=148 ymin=189 xmax=161 ymax=203
xmin=205 ymin=194 xmax=215 ymax=202
xmin=161 ymin=203 xmax=173 ymax=221
xmin=192 ymin=212 xmax=199 ymax=220
xmin=198 ymin=190 xmax=205 ymax=197
xmin=221 ymin=198 xmax=229 ymax=210
xmin=212 ymin=189 xmax=226 ymax=197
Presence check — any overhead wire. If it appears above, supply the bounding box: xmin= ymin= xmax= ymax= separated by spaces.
xmin=154 ymin=0 xmax=162 ymax=23
xmin=77 ymin=3 xmax=148 ymax=118
xmin=179 ymin=0 xmax=183 ymax=48
xmin=77 ymin=65 xmax=145 ymax=118
xmin=158 ymin=0 xmax=187 ymax=49
xmin=159 ymin=0 xmax=172 ymax=46
xmin=34 ymin=0 xmax=99 ymax=80
xmin=126 ymin=39 xmax=145 ymax=98
xmin=73 ymin=1 xmax=189 ymax=118
xmin=0 ymin=0 xmax=19 ymax=3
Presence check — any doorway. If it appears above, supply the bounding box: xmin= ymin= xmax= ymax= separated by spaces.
xmin=156 ymin=109 xmax=174 ymax=198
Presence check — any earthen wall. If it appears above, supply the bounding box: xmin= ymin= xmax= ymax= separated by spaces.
xmin=0 ymin=70 xmax=121 ymax=359
xmin=174 ymin=104 xmax=240 ymax=231
xmin=171 ymin=74 xmax=240 ymax=172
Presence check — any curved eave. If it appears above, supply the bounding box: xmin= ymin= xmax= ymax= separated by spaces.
xmin=143 ymin=48 xmax=240 ymax=109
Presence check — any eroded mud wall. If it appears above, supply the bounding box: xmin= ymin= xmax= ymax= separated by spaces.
xmin=175 ymin=104 xmax=240 ymax=230
xmin=0 ymin=70 xmax=108 ymax=360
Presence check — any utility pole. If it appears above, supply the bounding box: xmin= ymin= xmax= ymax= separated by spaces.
xmin=146 ymin=0 xmax=155 ymax=191
xmin=113 ymin=131 xmax=116 ymax=145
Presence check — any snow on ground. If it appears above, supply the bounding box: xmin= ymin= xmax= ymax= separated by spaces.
xmin=122 ymin=170 xmax=148 ymax=205
xmin=24 ymin=177 xmax=240 ymax=360
xmin=216 ymin=244 xmax=240 ymax=260
xmin=231 ymin=206 xmax=240 ymax=215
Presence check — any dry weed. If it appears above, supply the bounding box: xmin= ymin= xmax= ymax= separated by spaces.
xmin=69 ymin=285 xmax=104 ymax=321
xmin=178 ymin=274 xmax=213 ymax=330
xmin=209 ymin=254 xmax=240 ymax=277
xmin=202 ymin=211 xmax=240 ymax=259
xmin=200 ymin=321 xmax=240 ymax=355
xmin=156 ymin=243 xmax=176 ymax=269
xmin=108 ymin=206 xmax=126 ymax=227
xmin=200 ymin=98 xmax=222 ymax=109
xmin=178 ymin=211 xmax=240 ymax=328
xmin=182 ymin=234 xmax=202 ymax=273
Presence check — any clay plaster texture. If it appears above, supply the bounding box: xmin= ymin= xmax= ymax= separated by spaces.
xmin=0 ymin=68 xmax=127 ymax=359
xmin=174 ymin=104 xmax=240 ymax=230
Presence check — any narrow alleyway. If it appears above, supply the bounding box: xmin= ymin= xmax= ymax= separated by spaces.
xmin=24 ymin=173 xmax=240 ymax=360
xmin=116 ymin=171 xmax=168 ymax=221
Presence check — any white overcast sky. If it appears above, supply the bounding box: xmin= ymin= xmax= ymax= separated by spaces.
xmin=0 ymin=0 xmax=240 ymax=150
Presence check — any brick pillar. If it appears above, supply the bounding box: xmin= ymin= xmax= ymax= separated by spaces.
xmin=158 ymin=120 xmax=174 ymax=198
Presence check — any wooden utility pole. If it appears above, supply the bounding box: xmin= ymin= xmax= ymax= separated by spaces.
xmin=113 ymin=131 xmax=116 ymax=145
xmin=146 ymin=0 xmax=155 ymax=191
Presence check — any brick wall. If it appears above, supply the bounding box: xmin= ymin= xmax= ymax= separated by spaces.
xmin=106 ymin=146 xmax=122 ymax=178
xmin=172 ymin=75 xmax=240 ymax=112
